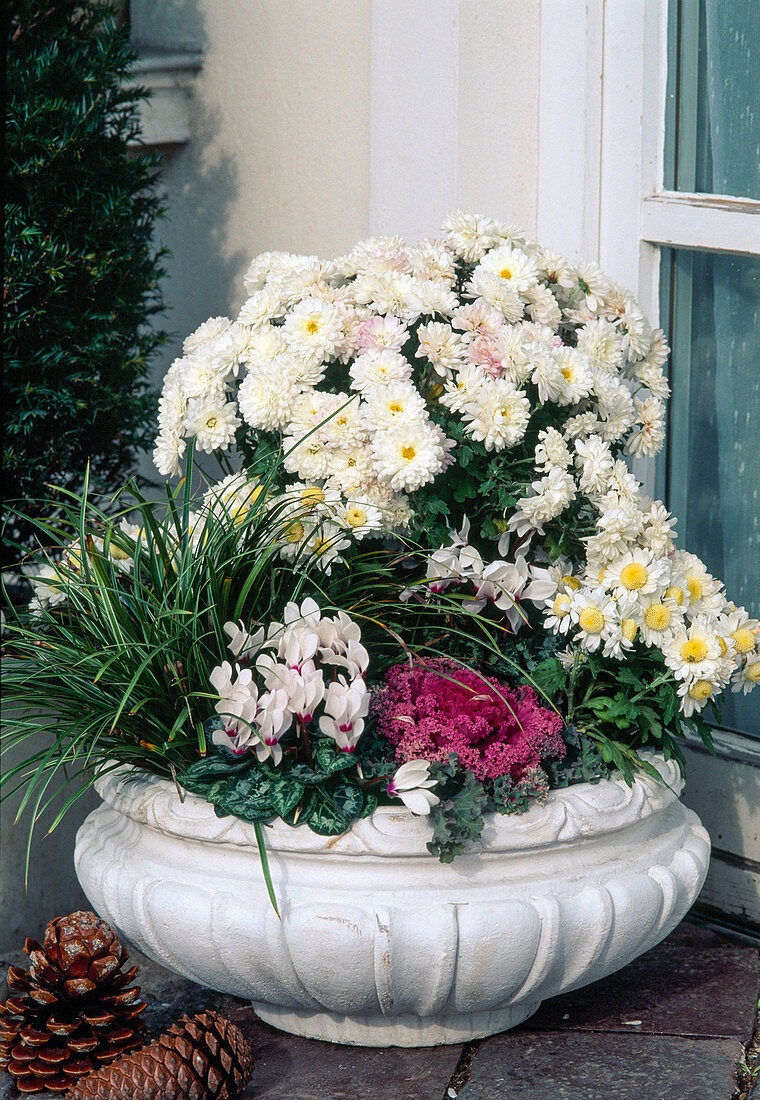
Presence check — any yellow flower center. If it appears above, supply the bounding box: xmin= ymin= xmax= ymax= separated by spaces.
xmin=680 ymin=637 xmax=708 ymax=663
xmin=345 ymin=507 xmax=367 ymax=528
xmin=205 ymin=416 xmax=218 ymax=430
xmin=665 ymin=585 xmax=685 ymax=605
xmin=732 ymin=628 xmax=756 ymax=654
xmin=499 ymin=267 xmax=513 ymax=280
xmin=688 ymin=680 xmax=714 ymax=702
xmin=561 ymin=366 xmax=574 ymax=381
xmin=686 ymin=576 xmax=703 ymax=601
xmin=336 ymin=415 xmax=348 ymax=427
xmin=644 ymin=604 xmax=671 ymax=631
xmin=746 ymin=662 xmax=760 ymax=683
xmin=313 ymin=537 xmax=330 ymax=556
xmin=285 ymin=521 xmax=305 ymax=543
xmin=562 ymin=575 xmax=581 ymax=591
xmin=301 ymin=487 xmax=325 ymax=508
xmin=306 ymin=319 xmax=320 ymax=334
xmin=622 ymin=618 xmax=638 ymax=642
xmin=553 ymin=594 xmax=570 ymax=618
xmin=401 ymin=444 xmax=416 ymax=461
xmin=620 ymin=562 xmax=649 ymax=590
xmin=579 ymin=606 xmax=605 ymax=634
xmin=389 ymin=402 xmax=404 ymax=414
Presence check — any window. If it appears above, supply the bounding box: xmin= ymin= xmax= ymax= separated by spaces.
xmin=658 ymin=0 xmax=760 ymax=738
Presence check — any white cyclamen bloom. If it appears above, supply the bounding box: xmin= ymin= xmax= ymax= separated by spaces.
xmin=224 ymin=619 xmax=267 ymax=663
xmin=319 ymin=676 xmax=370 ymax=751
xmin=460 ymin=379 xmax=530 ymax=451
xmin=386 ymin=760 xmax=440 ymax=815
xmin=371 ymin=420 xmax=450 ymax=491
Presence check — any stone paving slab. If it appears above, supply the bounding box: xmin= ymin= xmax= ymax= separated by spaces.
xmin=528 ymin=922 xmax=760 ymax=1040
xmin=455 ymin=1031 xmax=744 ymax=1100
xmin=231 ymin=1008 xmax=461 ymax=1100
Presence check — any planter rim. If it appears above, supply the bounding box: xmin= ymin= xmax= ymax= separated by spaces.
xmin=93 ymin=754 xmax=683 ymax=858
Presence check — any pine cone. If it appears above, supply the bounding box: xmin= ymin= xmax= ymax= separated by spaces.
xmin=67 ymin=1010 xmax=255 ymax=1099
xmin=0 ymin=912 xmax=146 ymax=1094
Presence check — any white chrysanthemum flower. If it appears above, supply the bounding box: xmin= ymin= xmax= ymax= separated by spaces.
xmin=243 ymin=250 xmax=296 ymax=294
xmin=361 ymin=382 xmax=427 ymax=432
xmin=577 ymin=318 xmax=624 ymax=374
xmin=336 ymin=499 xmax=384 ymax=539
xmin=554 ymin=347 xmax=594 ymax=405
xmin=408 ymin=239 xmax=457 ymax=283
xmin=451 ymin=300 xmax=504 ymax=339
xmin=664 ymin=616 xmax=723 ymax=681
xmin=349 ymin=348 xmax=413 ymax=393
xmin=638 ymin=595 xmax=685 ymax=648
xmin=416 ymin=280 xmax=459 ymax=316
xmin=477 ymin=244 xmax=540 ymax=294
xmin=238 ymin=366 xmax=301 ymax=432
xmin=563 ymin=411 xmax=604 ymax=442
xmin=183 ymin=317 xmax=230 ymax=356
xmin=574 ymin=260 xmax=611 ymax=312
xmin=633 ymin=359 xmax=670 ymax=400
xmin=677 ymin=677 xmax=721 ymax=717
xmin=592 ymin=374 xmax=636 ymax=442
xmin=531 ymin=350 xmax=565 ymax=403
xmin=536 ymin=250 xmax=576 ymax=289
xmin=184 ymin=398 xmax=240 ymax=453
xmin=460 ymin=379 xmax=530 ymax=451
xmin=181 ymin=352 xmax=230 ymax=401
xmin=282 ymin=431 xmax=333 ymax=482
xmin=525 ymin=283 xmax=562 ymax=328
xmin=318 ymin=396 xmax=365 ymax=450
xmin=620 ymin=299 xmax=652 ymax=360
xmin=569 ymin=586 xmax=620 ymax=652
xmin=356 ymin=314 xmax=409 ymax=353
xmin=510 ymin=468 xmax=576 ymax=530
xmin=153 ymin=429 xmax=186 ymax=477
xmin=440 ymin=210 xmax=500 ymax=263
xmin=543 ymin=589 xmax=574 ymax=635
xmin=672 ymin=551 xmax=725 ymax=617
xmin=535 ymin=427 xmax=571 ymax=471
xmin=416 ymin=321 xmax=467 ymax=377
xmin=203 ymin=472 xmax=265 ymax=525
xmin=158 ymin=364 xmax=187 ymax=435
xmin=272 ymin=258 xmax=332 ymax=307
xmin=371 ymin=420 xmax=449 ymax=491
xmin=732 ymin=656 xmax=760 ymax=694
xmin=353 ymin=271 xmax=423 ymax=322
xmin=282 ymin=296 xmax=343 ymax=366
xmin=438 ymin=363 xmax=488 ymax=414
xmin=305 ymin=523 xmax=352 ymax=575
xmin=587 ymin=494 xmax=646 ymax=562
xmin=325 ymin=446 xmax=376 ymax=494
xmin=608 ymin=459 xmax=643 ymax=503
xmin=640 ymin=500 xmax=677 ymax=554
xmin=465 ymin=268 xmax=524 ymax=322
xmin=492 ymin=325 xmax=531 ymax=384
xmin=342 ymin=235 xmax=411 ymax=277
xmin=574 ymin=436 xmax=614 ymax=495
xmin=625 ymin=395 xmax=666 ymax=457
xmin=237 ymin=288 xmax=281 ymax=328
xmin=719 ymin=608 xmax=759 ymax=659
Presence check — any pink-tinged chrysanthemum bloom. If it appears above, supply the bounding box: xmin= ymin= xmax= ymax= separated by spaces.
xmin=466 ymin=335 xmax=505 ymax=379
xmin=373 ymin=658 xmax=564 ymax=782
xmin=356 ymin=314 xmax=409 ymax=353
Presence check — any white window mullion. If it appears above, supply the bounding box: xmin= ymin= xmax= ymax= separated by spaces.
xmin=641 ymin=192 xmax=760 ymax=253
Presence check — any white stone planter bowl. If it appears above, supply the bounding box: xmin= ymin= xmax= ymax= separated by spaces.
xmin=74 ymin=757 xmax=709 ymax=1046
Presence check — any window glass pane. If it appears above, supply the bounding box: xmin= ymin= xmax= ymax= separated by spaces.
xmin=661 ymin=248 xmax=760 ymax=736
xmin=665 ymin=0 xmax=760 ymax=200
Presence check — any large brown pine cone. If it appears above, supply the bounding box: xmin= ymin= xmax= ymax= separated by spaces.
xmin=67 ymin=1010 xmax=255 ymax=1099
xmin=0 ymin=911 xmax=146 ymax=1094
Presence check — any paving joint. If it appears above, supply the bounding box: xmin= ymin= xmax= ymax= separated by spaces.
xmin=443 ymin=1039 xmax=483 ymax=1098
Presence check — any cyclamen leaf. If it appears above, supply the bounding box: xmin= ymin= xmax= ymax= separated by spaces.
xmin=268 ymin=777 xmax=305 ymax=818
xmin=218 ymin=772 xmax=274 ymax=822
xmin=303 ymin=790 xmax=350 ymax=836
xmin=313 ymin=739 xmax=358 ymax=776
xmin=330 ymin=782 xmax=365 ymax=819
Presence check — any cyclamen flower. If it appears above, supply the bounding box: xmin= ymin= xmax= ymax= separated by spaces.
xmin=319 ymin=676 xmax=370 ymax=751
xmin=373 ymin=659 xmax=565 ymax=782
xmin=387 ymin=760 xmax=439 ymax=815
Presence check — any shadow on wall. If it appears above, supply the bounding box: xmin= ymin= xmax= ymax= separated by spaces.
xmin=134 ymin=0 xmax=248 ymax=486
xmin=0 ymin=707 xmax=99 ymax=953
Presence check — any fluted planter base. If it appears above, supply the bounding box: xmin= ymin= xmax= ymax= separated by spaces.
xmin=74 ymin=756 xmax=710 ymax=1047
xmin=252 ymin=1000 xmax=541 ymax=1047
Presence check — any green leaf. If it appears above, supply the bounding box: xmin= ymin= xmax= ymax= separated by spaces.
xmin=217 ymin=771 xmax=274 ymax=823
xmin=268 ymin=776 xmax=305 ymax=818
xmin=303 ymin=790 xmax=350 ymax=836
xmin=330 ymin=782 xmax=365 ymax=819
xmin=313 ymin=739 xmax=357 ymax=776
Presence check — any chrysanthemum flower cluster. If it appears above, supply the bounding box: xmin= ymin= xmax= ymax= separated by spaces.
xmin=373 ymin=658 xmax=565 ymax=784
xmin=157 ymin=211 xmax=757 ymax=731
